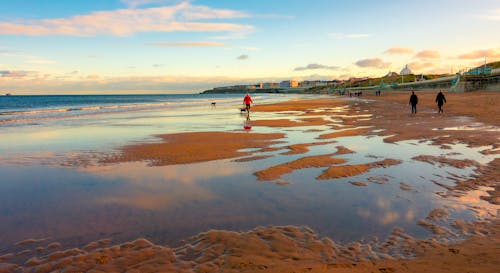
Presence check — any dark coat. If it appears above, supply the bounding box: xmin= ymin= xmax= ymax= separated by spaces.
xmin=409 ymin=94 xmax=418 ymax=105
xmin=435 ymin=92 xmax=446 ymax=105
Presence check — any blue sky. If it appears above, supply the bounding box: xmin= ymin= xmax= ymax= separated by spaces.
xmin=0 ymin=0 xmax=499 ymax=94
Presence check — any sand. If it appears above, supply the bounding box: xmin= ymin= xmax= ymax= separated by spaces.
xmin=2 ymin=220 xmax=498 ymax=273
xmin=254 ymin=154 xmax=347 ymax=181
xmin=356 ymin=91 xmax=500 ymax=149
xmin=102 ymin=131 xmax=285 ymax=166
xmin=251 ymin=117 xmax=331 ymax=127
xmin=317 ymin=159 xmax=402 ymax=180
xmin=281 ymin=141 xmax=338 ymax=155
xmin=412 ymin=155 xmax=479 ymax=168
xmin=366 ymin=90 xmax=500 ymax=126
xmin=251 ymin=98 xmax=347 ymax=113
xmin=255 ymin=145 xmax=355 ymax=181
xmin=5 ymin=90 xmax=498 ymax=272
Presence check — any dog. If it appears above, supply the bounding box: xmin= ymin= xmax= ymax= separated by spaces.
xmin=211 ymin=102 xmax=216 ymax=107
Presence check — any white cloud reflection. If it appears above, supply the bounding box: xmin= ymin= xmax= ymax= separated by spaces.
xmin=84 ymin=160 xmax=248 ymax=209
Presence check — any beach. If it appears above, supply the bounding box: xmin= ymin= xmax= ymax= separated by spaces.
xmin=0 ymin=91 xmax=498 ymax=272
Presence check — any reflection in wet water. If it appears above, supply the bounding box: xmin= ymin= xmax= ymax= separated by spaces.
xmin=0 ymin=132 xmax=496 ymax=251
xmin=434 ymin=124 xmax=500 ymax=132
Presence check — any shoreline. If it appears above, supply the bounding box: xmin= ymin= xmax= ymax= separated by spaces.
xmin=1 ymin=91 xmax=498 ymax=272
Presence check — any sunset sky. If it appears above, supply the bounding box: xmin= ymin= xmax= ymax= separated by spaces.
xmin=0 ymin=0 xmax=499 ymax=94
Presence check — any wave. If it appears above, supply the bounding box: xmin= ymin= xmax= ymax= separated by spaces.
xmin=0 ymin=96 xmax=251 ymax=126
xmin=0 ymin=96 xmax=247 ymax=117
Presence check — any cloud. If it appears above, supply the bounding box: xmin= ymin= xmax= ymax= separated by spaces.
xmin=414 ymin=50 xmax=440 ymax=59
xmin=121 ymin=0 xmax=173 ymax=8
xmin=379 ymin=212 xmax=400 ymax=225
xmin=210 ymin=32 xmax=249 ymax=40
xmin=148 ymin=41 xmax=226 ymax=47
xmin=407 ymin=61 xmax=436 ymax=71
xmin=0 ymin=49 xmax=18 ymax=55
xmin=355 ymin=58 xmax=391 ymax=69
xmin=0 ymin=70 xmax=32 ymax=78
xmin=237 ymin=54 xmax=248 ymax=60
xmin=329 ymin=32 xmax=371 ymax=39
xmin=478 ymin=9 xmax=500 ymax=21
xmin=179 ymin=4 xmax=250 ymax=20
xmin=0 ymin=50 xmax=55 ymax=64
xmin=26 ymin=58 xmax=55 ymax=64
xmin=0 ymin=73 xmax=285 ymax=93
xmin=384 ymin=47 xmax=414 ymax=55
xmin=457 ymin=48 xmax=500 ymax=59
xmin=148 ymin=41 xmax=259 ymax=51
xmin=0 ymin=2 xmax=253 ymax=36
xmin=294 ymin=63 xmax=339 ymax=71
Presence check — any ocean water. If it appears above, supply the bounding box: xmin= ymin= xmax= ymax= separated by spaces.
xmin=0 ymin=93 xmax=294 ymax=155
xmin=0 ymin=94 xmax=270 ymax=126
xmin=0 ymin=93 xmax=496 ymax=252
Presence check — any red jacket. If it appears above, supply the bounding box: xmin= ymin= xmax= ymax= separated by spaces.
xmin=243 ymin=95 xmax=253 ymax=104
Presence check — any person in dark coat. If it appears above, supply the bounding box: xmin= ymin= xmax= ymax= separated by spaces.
xmin=409 ymin=91 xmax=418 ymax=114
xmin=435 ymin=90 xmax=446 ymax=113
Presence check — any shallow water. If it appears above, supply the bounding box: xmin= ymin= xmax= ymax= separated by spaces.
xmin=0 ymin=94 xmax=497 ymax=253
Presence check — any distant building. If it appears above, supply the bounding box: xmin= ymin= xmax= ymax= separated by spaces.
xmin=464 ymin=65 xmax=493 ymax=75
xmin=385 ymin=71 xmax=398 ymax=77
xmin=213 ymin=86 xmax=236 ymax=91
xmin=327 ymin=80 xmax=342 ymax=85
xmin=263 ymin=82 xmax=279 ymax=89
xmin=213 ymin=84 xmax=253 ymax=90
xmin=299 ymin=80 xmax=328 ymax=88
xmin=400 ymin=65 xmax=412 ymax=75
xmin=280 ymin=80 xmax=299 ymax=88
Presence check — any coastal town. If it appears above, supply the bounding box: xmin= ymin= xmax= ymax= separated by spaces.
xmin=203 ymin=62 xmax=500 ymax=94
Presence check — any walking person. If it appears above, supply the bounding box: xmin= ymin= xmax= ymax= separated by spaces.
xmin=435 ymin=90 xmax=446 ymax=113
xmin=243 ymin=92 xmax=253 ymax=118
xmin=409 ymin=91 xmax=418 ymax=114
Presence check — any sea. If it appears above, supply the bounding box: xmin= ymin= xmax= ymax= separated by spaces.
xmin=0 ymin=93 xmax=281 ymax=126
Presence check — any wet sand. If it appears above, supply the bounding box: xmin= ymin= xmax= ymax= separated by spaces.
xmin=2 ymin=220 xmax=498 ymax=272
xmin=2 ymin=91 xmax=499 ymax=272
xmin=366 ymin=90 xmax=500 ymax=126
xmin=102 ymin=131 xmax=285 ymax=166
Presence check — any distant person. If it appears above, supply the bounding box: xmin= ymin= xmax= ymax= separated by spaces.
xmin=435 ymin=90 xmax=446 ymax=113
xmin=243 ymin=92 xmax=253 ymax=117
xmin=409 ymin=91 xmax=418 ymax=114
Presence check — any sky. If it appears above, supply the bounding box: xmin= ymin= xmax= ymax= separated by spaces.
xmin=0 ymin=0 xmax=499 ymax=94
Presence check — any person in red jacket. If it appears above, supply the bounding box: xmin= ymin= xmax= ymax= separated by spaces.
xmin=243 ymin=92 xmax=253 ymax=117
